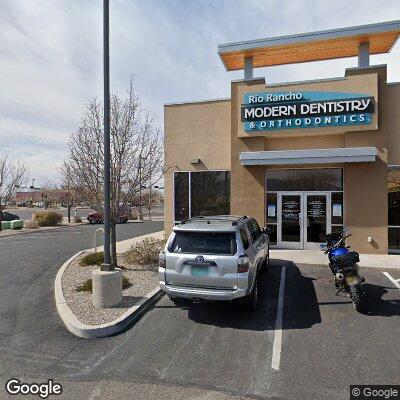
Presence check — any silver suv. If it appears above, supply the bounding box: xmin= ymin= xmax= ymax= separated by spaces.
xmin=158 ymin=216 xmax=269 ymax=310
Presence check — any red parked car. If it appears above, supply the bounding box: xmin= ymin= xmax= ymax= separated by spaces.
xmin=87 ymin=211 xmax=130 ymax=224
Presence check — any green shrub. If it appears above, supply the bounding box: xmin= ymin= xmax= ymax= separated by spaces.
xmin=76 ymin=276 xmax=132 ymax=293
xmin=80 ymin=251 xmax=104 ymax=266
xmin=34 ymin=211 xmax=63 ymax=227
xmin=124 ymin=237 xmax=166 ymax=266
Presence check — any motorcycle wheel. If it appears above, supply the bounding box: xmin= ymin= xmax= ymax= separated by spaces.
xmin=349 ymin=285 xmax=365 ymax=312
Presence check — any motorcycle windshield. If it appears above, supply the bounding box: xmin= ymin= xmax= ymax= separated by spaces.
xmin=330 ymin=247 xmax=349 ymax=257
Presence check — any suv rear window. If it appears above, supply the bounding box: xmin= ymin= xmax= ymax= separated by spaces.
xmin=169 ymin=231 xmax=237 ymax=255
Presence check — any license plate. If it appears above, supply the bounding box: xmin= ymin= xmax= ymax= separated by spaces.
xmin=346 ymin=276 xmax=358 ymax=285
xmin=191 ymin=266 xmax=208 ymax=276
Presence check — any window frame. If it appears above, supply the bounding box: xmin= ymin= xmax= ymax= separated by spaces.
xmin=173 ymin=170 xmax=231 ymax=224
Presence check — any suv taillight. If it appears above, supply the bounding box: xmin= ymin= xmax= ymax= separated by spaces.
xmin=159 ymin=251 xmax=166 ymax=268
xmin=237 ymin=255 xmax=249 ymax=273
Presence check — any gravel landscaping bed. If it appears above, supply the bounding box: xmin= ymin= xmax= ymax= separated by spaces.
xmin=62 ymin=251 xmax=159 ymax=325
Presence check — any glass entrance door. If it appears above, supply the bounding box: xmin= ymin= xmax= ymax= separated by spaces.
xmin=278 ymin=193 xmax=303 ymax=249
xmin=304 ymin=193 xmax=329 ymax=249
xmin=276 ymin=192 xmax=330 ymax=249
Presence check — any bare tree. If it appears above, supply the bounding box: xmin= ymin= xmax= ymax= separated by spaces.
xmin=0 ymin=154 xmax=29 ymax=231
xmin=43 ymin=178 xmax=85 ymax=220
xmin=62 ymin=78 xmax=164 ymax=266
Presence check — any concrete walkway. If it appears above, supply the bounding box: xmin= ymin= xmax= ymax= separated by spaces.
xmin=270 ymin=249 xmax=400 ymax=269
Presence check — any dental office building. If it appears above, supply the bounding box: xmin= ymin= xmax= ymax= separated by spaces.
xmin=164 ymin=20 xmax=400 ymax=254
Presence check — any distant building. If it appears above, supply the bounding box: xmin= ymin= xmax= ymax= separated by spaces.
xmin=15 ymin=190 xmax=44 ymax=204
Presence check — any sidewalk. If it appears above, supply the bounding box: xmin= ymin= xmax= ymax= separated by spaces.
xmin=270 ymin=249 xmax=400 ymax=269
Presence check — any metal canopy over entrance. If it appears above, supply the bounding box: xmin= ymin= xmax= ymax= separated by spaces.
xmin=240 ymin=147 xmax=378 ymax=166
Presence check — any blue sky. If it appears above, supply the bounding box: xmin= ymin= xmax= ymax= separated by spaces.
xmin=1 ymin=0 xmax=400 ymax=184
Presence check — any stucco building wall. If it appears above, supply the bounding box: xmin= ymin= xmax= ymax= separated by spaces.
xmin=164 ymin=65 xmax=400 ymax=254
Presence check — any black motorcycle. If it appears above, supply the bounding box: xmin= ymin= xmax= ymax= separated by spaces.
xmin=321 ymin=231 xmax=366 ymax=312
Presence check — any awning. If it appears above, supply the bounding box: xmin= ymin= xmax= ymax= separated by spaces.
xmin=218 ymin=20 xmax=400 ymax=71
xmin=240 ymin=147 xmax=378 ymax=166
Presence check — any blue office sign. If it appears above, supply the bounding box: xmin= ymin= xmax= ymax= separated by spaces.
xmin=242 ymin=91 xmax=375 ymax=132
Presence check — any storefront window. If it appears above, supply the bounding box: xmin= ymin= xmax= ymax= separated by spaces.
xmin=267 ymin=168 xmax=343 ymax=191
xmin=190 ymin=171 xmax=230 ymax=217
xmin=266 ymin=192 xmax=277 ymax=244
xmin=331 ymin=192 xmax=343 ymax=233
xmin=173 ymin=171 xmax=230 ymax=222
xmin=174 ymin=172 xmax=189 ymax=221
xmin=388 ymin=168 xmax=400 ymax=252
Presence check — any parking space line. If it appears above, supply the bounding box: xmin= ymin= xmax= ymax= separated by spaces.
xmin=383 ymin=272 xmax=400 ymax=290
xmin=271 ymin=266 xmax=286 ymax=371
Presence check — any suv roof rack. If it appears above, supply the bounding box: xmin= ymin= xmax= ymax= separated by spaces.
xmin=179 ymin=215 xmax=248 ymax=226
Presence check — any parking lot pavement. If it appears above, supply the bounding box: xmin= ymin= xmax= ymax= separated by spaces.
xmin=272 ymin=262 xmax=400 ymax=400
xmin=1 ymin=252 xmax=398 ymax=400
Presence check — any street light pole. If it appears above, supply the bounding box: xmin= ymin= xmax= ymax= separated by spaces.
xmin=102 ymin=0 xmax=112 ymax=271
xmin=92 ymin=0 xmax=121 ymax=309
xmin=138 ymin=157 xmax=142 ymax=221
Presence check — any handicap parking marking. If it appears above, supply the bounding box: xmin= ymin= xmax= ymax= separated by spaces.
xmin=271 ymin=266 xmax=286 ymax=371
xmin=382 ymin=271 xmax=400 ymax=290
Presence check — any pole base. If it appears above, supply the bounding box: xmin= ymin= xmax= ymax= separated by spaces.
xmin=92 ymin=269 xmax=122 ymax=308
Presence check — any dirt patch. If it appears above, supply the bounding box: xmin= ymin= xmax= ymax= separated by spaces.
xmin=61 ymin=251 xmax=159 ymax=325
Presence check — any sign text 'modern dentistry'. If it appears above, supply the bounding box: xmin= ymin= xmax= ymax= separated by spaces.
xmin=242 ymin=91 xmax=375 ymax=131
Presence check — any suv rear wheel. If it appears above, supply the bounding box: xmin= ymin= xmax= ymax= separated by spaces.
xmin=261 ymin=253 xmax=270 ymax=274
xmin=242 ymin=277 xmax=259 ymax=311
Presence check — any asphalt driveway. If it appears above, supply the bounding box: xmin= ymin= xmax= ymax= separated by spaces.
xmin=0 ymin=236 xmax=399 ymax=399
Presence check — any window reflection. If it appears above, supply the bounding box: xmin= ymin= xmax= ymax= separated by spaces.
xmin=388 ymin=168 xmax=400 ymax=251
xmin=174 ymin=171 xmax=231 ymax=222
xmin=267 ymin=168 xmax=343 ymax=191
xmin=174 ymin=172 xmax=189 ymax=221
xmin=191 ymin=171 xmax=230 ymax=217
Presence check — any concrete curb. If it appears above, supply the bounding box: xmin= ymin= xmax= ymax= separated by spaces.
xmin=55 ymin=239 xmax=164 ymax=339
xmin=270 ymin=250 xmax=400 ymax=269
xmin=0 ymin=223 xmax=87 ymax=239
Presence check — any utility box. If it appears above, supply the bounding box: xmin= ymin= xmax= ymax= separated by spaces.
xmin=11 ymin=220 xmax=24 ymax=230
xmin=1 ymin=221 xmax=11 ymax=230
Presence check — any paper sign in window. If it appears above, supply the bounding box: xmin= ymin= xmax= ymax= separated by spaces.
xmin=332 ymin=204 xmax=342 ymax=217
xmin=267 ymin=205 xmax=276 ymax=217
